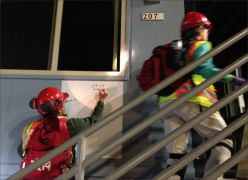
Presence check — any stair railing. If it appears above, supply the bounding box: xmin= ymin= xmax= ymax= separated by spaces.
xmin=202 ymin=144 xmax=248 ymax=180
xmin=152 ymin=112 xmax=248 ymax=180
xmin=8 ymin=27 xmax=248 ymax=180
xmin=105 ymin=77 xmax=248 ymax=180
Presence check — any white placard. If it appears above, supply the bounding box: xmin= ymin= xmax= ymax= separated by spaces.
xmin=62 ymin=81 xmax=123 ymax=158
xmin=142 ymin=12 xmax=164 ymax=20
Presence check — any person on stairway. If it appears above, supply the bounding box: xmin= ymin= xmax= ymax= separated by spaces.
xmin=158 ymin=11 xmax=247 ymax=180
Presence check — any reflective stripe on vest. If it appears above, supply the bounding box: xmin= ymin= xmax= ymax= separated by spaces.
xmin=159 ymin=75 xmax=217 ymax=107
xmin=191 ymin=74 xmax=218 ymax=103
xmin=22 ymin=119 xmax=45 ymax=150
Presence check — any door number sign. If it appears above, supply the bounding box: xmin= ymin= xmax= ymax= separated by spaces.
xmin=142 ymin=13 xmax=164 ymax=21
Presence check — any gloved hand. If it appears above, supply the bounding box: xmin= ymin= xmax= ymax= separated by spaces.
xmin=232 ymin=77 xmax=247 ymax=86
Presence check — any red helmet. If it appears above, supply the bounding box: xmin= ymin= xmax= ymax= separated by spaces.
xmin=30 ymin=87 xmax=69 ymax=116
xmin=181 ymin=11 xmax=212 ymax=35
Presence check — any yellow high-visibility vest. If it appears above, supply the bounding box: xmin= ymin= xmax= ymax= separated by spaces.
xmin=159 ymin=74 xmax=218 ymax=107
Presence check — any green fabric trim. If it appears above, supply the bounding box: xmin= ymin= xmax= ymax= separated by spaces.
xmin=67 ymin=101 xmax=104 ymax=137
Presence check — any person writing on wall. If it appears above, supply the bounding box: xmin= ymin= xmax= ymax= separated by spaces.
xmin=18 ymin=87 xmax=108 ymax=179
xmin=158 ymin=11 xmax=247 ymax=180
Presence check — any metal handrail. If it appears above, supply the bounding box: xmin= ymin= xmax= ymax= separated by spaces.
xmin=60 ymin=28 xmax=248 ymax=178
xmin=57 ymin=36 xmax=248 ymax=180
xmin=82 ymin=55 xmax=248 ymax=168
xmin=58 ymin=54 xmax=247 ymax=180
xmin=106 ymin=84 xmax=248 ymax=180
xmin=153 ymin=112 xmax=248 ymax=179
xmin=8 ymin=27 xmax=248 ymax=180
xmin=202 ymin=144 xmax=248 ymax=180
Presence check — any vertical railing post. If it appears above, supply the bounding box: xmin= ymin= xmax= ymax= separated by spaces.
xmin=76 ymin=136 xmax=86 ymax=180
xmin=235 ymin=67 xmax=248 ymax=179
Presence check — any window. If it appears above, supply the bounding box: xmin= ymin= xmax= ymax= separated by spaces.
xmin=1 ymin=0 xmax=54 ymax=70
xmin=59 ymin=1 xmax=118 ymax=71
xmin=0 ymin=0 xmax=127 ymax=79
